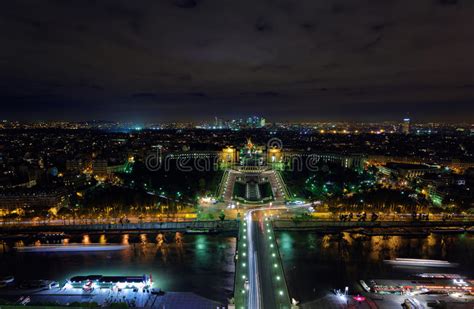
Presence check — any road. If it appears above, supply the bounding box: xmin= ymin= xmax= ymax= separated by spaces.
xmin=242 ymin=203 xmax=313 ymax=309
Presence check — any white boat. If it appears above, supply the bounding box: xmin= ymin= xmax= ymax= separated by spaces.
xmin=0 ymin=276 xmax=14 ymax=288
xmin=384 ymin=258 xmax=458 ymax=267
xmin=414 ymin=273 xmax=464 ymax=279
xmin=14 ymin=244 xmax=129 ymax=253
xmin=0 ymin=276 xmax=14 ymax=284
xmin=185 ymin=228 xmax=217 ymax=234
xmin=431 ymin=227 xmax=465 ymax=234
xmin=18 ymin=280 xmax=59 ymax=290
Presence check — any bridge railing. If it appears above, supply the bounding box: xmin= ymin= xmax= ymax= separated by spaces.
xmin=273 ymin=219 xmax=474 ymax=230
xmin=0 ymin=220 xmax=240 ymax=233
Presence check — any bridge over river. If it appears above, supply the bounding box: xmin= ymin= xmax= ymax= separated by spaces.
xmin=1 ymin=217 xmax=472 ymax=235
xmin=233 ymin=206 xmax=313 ymax=309
xmin=0 ymin=220 xmax=239 ymax=234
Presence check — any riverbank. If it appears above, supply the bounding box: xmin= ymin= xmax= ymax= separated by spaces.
xmin=0 ymin=286 xmax=222 ymax=308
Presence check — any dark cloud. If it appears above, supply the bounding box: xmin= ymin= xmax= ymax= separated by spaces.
xmin=131 ymin=92 xmax=159 ymax=99
xmin=359 ymin=35 xmax=383 ymax=51
xmin=0 ymin=0 xmax=473 ymax=121
xmin=187 ymin=92 xmax=208 ymax=97
xmin=370 ymin=22 xmax=394 ymax=32
xmin=438 ymin=0 xmax=458 ymax=5
xmin=239 ymin=91 xmax=281 ymax=97
xmin=173 ymin=0 xmax=198 ymax=9
xmin=255 ymin=17 xmax=272 ymax=32
xmin=300 ymin=22 xmax=316 ymax=32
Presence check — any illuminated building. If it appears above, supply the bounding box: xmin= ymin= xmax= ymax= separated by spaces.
xmin=92 ymin=160 xmax=130 ymax=176
xmin=246 ymin=116 xmax=266 ymax=128
xmin=220 ymin=146 xmax=238 ymax=166
xmin=92 ymin=159 xmax=108 ymax=176
xmin=362 ymin=278 xmax=473 ymax=295
xmin=267 ymin=147 xmax=284 ymax=170
xmin=379 ymin=163 xmax=440 ymax=179
xmin=267 ymin=147 xmax=282 ymax=163
xmin=239 ymin=138 xmax=265 ymax=166
xmin=401 ymin=118 xmax=411 ymax=134
xmin=285 ymin=152 xmax=366 ymax=170
xmin=0 ymin=189 xmax=68 ymax=215
xmin=66 ymin=160 xmax=83 ymax=172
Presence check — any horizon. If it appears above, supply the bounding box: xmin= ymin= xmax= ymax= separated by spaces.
xmin=1 ymin=116 xmax=473 ymax=125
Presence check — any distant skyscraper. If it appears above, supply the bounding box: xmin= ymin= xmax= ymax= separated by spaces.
xmin=246 ymin=116 xmax=265 ymax=128
xmin=214 ymin=116 xmax=223 ymax=128
xmin=402 ymin=118 xmax=411 ymax=134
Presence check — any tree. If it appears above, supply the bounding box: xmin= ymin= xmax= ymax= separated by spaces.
xmin=198 ymin=178 xmax=206 ymax=193
xmin=57 ymin=207 xmax=72 ymax=224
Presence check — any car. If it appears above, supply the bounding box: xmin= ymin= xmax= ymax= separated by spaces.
xmin=244 ymin=279 xmax=249 ymax=290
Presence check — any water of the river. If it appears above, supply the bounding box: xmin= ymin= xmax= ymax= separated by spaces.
xmin=1 ymin=232 xmax=474 ymax=305
xmin=277 ymin=231 xmax=474 ymax=303
xmin=0 ymin=233 xmax=236 ymax=303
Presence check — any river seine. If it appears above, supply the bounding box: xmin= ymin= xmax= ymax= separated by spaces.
xmin=1 ymin=232 xmax=474 ymax=305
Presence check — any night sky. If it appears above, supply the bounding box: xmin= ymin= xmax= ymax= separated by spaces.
xmin=1 ymin=0 xmax=474 ymax=122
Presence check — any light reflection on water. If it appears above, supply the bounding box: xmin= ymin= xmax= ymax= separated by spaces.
xmin=121 ymin=234 xmax=129 ymax=245
xmin=0 ymin=233 xmax=236 ymax=303
xmin=82 ymin=234 xmax=90 ymax=244
xmin=277 ymin=231 xmax=474 ymax=303
xmin=140 ymin=233 xmax=148 ymax=244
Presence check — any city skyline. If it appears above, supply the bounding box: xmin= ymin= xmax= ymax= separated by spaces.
xmin=1 ymin=113 xmax=473 ymax=124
